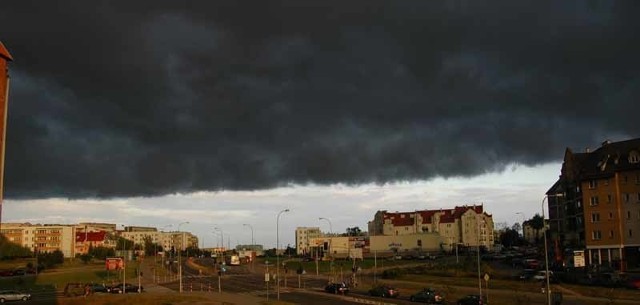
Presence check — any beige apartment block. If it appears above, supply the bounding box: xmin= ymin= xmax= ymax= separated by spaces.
xmin=295 ymin=227 xmax=322 ymax=255
xmin=1 ymin=223 xmax=76 ymax=258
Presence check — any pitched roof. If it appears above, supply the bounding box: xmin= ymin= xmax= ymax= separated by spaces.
xmin=381 ymin=205 xmax=487 ymax=226
xmin=75 ymin=231 xmax=107 ymax=242
xmin=561 ymin=138 xmax=640 ymax=181
xmin=0 ymin=42 xmax=13 ymax=61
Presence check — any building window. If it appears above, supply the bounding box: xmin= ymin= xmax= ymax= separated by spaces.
xmin=630 ymin=230 xmax=634 ymax=237
xmin=609 ymin=212 xmax=613 ymax=220
xmin=628 ymin=211 xmax=632 ymax=220
xmin=609 ymin=230 xmax=614 ymax=238
xmin=624 ymin=193 xmax=630 ymax=202
xmin=592 ymin=230 xmax=602 ymax=240
xmin=607 ymin=194 xmax=612 ymax=204
xmin=591 ymin=213 xmax=600 ymax=223
xmin=590 ymin=196 xmax=599 ymax=206
xmin=589 ymin=180 xmax=597 ymax=189
xmin=577 ymin=200 xmax=582 ymax=208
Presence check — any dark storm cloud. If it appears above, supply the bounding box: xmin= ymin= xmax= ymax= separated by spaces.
xmin=1 ymin=0 xmax=639 ymax=198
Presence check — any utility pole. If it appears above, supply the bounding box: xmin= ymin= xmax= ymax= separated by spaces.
xmin=0 ymin=42 xmax=13 ymax=231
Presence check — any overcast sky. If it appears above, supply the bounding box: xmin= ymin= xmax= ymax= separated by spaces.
xmin=1 ymin=1 xmax=639 ymax=248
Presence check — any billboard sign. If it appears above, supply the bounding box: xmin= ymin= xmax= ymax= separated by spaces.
xmin=105 ymin=257 xmax=124 ymax=270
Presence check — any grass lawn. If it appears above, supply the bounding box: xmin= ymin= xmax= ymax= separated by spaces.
xmin=0 ymin=259 xmax=143 ymax=291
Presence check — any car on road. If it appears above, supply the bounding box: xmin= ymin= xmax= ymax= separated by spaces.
xmin=63 ymin=283 xmax=87 ymax=297
xmin=457 ymin=294 xmax=484 ymax=305
xmin=108 ymin=283 xmax=144 ymax=293
xmin=409 ymin=288 xmax=444 ymax=303
xmin=533 ymin=270 xmax=554 ymax=281
xmin=324 ymin=282 xmax=349 ymax=294
xmin=89 ymin=284 xmax=108 ymax=294
xmin=369 ymin=285 xmax=399 ymax=298
xmin=517 ymin=269 xmax=536 ymax=281
xmin=0 ymin=290 xmax=31 ymax=302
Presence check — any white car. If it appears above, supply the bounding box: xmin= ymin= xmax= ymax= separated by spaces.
xmin=533 ymin=271 xmax=554 ymax=281
xmin=0 ymin=290 xmax=31 ymax=302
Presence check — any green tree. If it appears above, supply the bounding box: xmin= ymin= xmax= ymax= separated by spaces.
xmin=115 ymin=236 xmax=134 ymax=250
xmin=89 ymin=246 xmax=115 ymax=260
xmin=345 ymin=227 xmax=362 ymax=236
xmin=529 ymin=214 xmax=545 ymax=244
xmin=0 ymin=234 xmax=32 ymax=259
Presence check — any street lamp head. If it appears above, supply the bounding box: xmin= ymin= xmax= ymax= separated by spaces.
xmin=284 ymin=209 xmax=290 ymax=212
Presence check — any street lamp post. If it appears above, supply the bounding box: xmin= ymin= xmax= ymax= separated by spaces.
xmin=516 ymin=212 xmax=526 ymax=239
xmin=542 ymin=194 xmax=562 ymax=305
xmin=214 ymin=227 xmax=225 ymax=260
xmin=156 ymin=224 xmax=172 ymax=283
xmin=319 ymin=217 xmax=332 ymax=258
xmin=276 ymin=209 xmax=290 ymax=301
xmin=243 ymin=224 xmax=255 ymax=270
xmin=243 ymin=224 xmax=254 ymax=246
xmin=177 ymin=221 xmax=189 ymax=293
xmin=476 ymin=215 xmax=483 ymax=302
xmin=120 ymin=225 xmax=127 ymax=293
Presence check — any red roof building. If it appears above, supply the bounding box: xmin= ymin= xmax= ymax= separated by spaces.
xmin=368 ymin=205 xmax=494 ymax=249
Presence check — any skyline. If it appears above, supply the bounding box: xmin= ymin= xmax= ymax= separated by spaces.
xmin=4 ymin=162 xmax=561 ymax=248
xmin=1 ymin=2 xmax=639 ymax=248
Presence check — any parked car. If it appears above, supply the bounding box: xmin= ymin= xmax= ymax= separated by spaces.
xmin=325 ymin=282 xmax=349 ymax=294
xmin=0 ymin=270 xmax=14 ymax=277
xmin=89 ymin=284 xmax=108 ymax=294
xmin=517 ymin=269 xmax=536 ymax=281
xmin=524 ymin=259 xmax=540 ymax=269
xmin=63 ymin=283 xmax=87 ymax=297
xmin=457 ymin=294 xmax=484 ymax=305
xmin=11 ymin=269 xmax=26 ymax=276
xmin=409 ymin=288 xmax=444 ymax=304
xmin=369 ymin=285 xmax=399 ymax=298
xmin=0 ymin=290 xmax=31 ymax=302
xmin=533 ymin=270 xmax=554 ymax=281
xmin=625 ymin=276 xmax=640 ymax=290
xmin=108 ymin=283 xmax=144 ymax=293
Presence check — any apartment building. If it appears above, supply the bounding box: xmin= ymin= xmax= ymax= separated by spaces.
xmin=548 ymin=138 xmax=640 ymax=270
xmin=119 ymin=229 xmax=198 ymax=252
xmin=523 ymin=219 xmax=548 ymax=245
xmin=368 ymin=205 xmax=495 ymax=249
xmin=1 ymin=223 xmax=76 ymax=258
xmin=1 ymin=222 xmax=199 ymax=258
xmin=295 ymin=227 xmax=322 ymax=255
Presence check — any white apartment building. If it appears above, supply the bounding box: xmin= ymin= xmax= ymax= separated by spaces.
xmin=295 ymin=227 xmax=322 ymax=255
xmin=119 ymin=230 xmax=198 ymax=252
xmin=1 ymin=223 xmax=77 ymax=258
xmin=368 ymin=205 xmax=495 ymax=250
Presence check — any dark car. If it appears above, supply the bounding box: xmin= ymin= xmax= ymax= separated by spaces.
xmin=108 ymin=283 xmax=144 ymax=293
xmin=457 ymin=294 xmax=484 ymax=305
xmin=89 ymin=284 xmax=108 ymax=294
xmin=410 ymin=288 xmax=444 ymax=304
xmin=325 ymin=282 xmax=349 ymax=294
xmin=369 ymin=285 xmax=399 ymax=298
xmin=516 ymin=269 xmax=536 ymax=281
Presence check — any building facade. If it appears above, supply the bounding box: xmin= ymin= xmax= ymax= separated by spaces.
xmin=548 ymin=139 xmax=640 ymax=270
xmin=295 ymin=227 xmax=322 ymax=255
xmin=368 ymin=205 xmax=495 ymax=250
xmin=1 ymin=222 xmax=199 ymax=258
xmin=1 ymin=223 xmax=77 ymax=258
